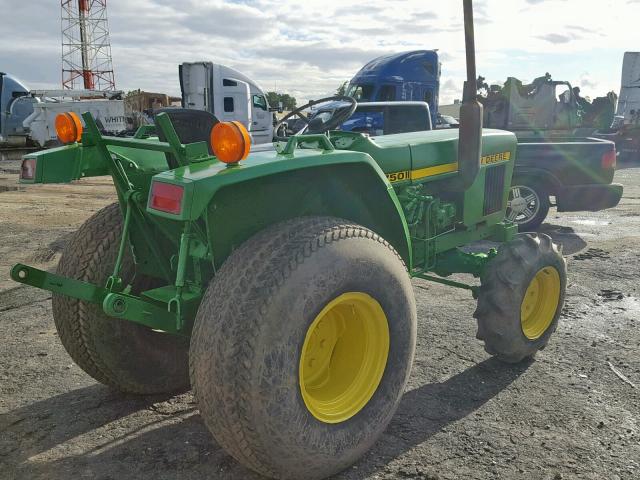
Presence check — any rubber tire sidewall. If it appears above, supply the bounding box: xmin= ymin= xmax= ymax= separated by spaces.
xmin=52 ymin=203 xmax=190 ymax=394
xmin=190 ymin=217 xmax=417 ymax=480
xmin=474 ymin=233 xmax=567 ymax=363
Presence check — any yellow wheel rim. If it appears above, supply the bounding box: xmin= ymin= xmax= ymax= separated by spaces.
xmin=299 ymin=292 xmax=390 ymax=424
xmin=520 ymin=267 xmax=561 ymax=340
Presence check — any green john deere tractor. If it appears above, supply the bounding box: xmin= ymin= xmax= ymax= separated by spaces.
xmin=10 ymin=2 xmax=566 ymax=478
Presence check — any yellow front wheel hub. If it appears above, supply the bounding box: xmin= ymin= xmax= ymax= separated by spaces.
xmin=520 ymin=267 xmax=561 ymax=340
xmin=299 ymin=292 xmax=390 ymax=424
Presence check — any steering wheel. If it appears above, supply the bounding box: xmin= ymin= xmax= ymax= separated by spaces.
xmin=274 ymin=95 xmax=357 ymax=141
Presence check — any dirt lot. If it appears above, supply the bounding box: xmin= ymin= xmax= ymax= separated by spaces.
xmin=1 ymin=150 xmax=638 ymax=480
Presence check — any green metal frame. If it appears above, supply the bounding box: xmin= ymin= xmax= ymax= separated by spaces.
xmin=11 ymin=113 xmax=518 ymax=335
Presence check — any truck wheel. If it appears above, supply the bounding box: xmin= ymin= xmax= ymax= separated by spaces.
xmin=507 ymin=181 xmax=550 ymax=231
xmin=474 ymin=233 xmax=566 ymax=363
xmin=190 ymin=217 xmax=416 ymax=480
xmin=52 ymin=203 xmax=190 ymax=394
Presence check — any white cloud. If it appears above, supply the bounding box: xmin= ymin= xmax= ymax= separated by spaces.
xmin=0 ymin=0 xmax=638 ymax=104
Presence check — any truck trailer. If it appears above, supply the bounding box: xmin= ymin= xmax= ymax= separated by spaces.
xmin=617 ymin=52 xmax=640 ymax=120
xmin=597 ymin=52 xmax=640 ymax=161
xmin=0 ymin=72 xmax=126 ymax=148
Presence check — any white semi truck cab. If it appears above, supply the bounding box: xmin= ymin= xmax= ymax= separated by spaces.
xmin=179 ymin=62 xmax=274 ymax=144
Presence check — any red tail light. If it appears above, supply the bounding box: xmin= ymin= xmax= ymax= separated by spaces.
xmin=601 ymin=148 xmax=616 ymax=170
xmin=149 ymin=182 xmax=184 ymax=215
xmin=20 ymin=158 xmax=37 ymax=180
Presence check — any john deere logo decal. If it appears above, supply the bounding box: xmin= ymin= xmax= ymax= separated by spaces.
xmin=481 ymin=151 xmax=511 ymax=165
xmin=385 ymin=151 xmax=511 ymax=183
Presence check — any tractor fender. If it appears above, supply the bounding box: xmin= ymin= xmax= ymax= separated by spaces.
xmin=204 ymin=160 xmax=412 ymax=269
xmin=151 ymin=149 xmax=412 ymax=269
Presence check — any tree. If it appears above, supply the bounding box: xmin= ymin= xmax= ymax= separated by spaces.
xmin=476 ymin=76 xmax=489 ymax=96
xmin=266 ymin=91 xmax=297 ymax=111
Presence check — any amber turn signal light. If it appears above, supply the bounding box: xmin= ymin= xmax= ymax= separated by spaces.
xmin=55 ymin=112 xmax=83 ymax=144
xmin=210 ymin=121 xmax=251 ymax=164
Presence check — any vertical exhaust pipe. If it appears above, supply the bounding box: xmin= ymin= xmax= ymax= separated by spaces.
xmin=456 ymin=0 xmax=483 ymax=189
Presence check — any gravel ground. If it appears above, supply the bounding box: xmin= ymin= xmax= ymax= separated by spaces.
xmin=1 ymin=151 xmax=638 ymax=480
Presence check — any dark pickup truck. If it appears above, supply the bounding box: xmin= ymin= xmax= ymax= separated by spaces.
xmin=479 ymin=74 xmax=623 ymax=230
xmin=507 ymin=135 xmax=623 ymax=230
xmin=291 ymin=100 xmax=623 ymax=232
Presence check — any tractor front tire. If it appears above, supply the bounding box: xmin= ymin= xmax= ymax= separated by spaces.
xmin=474 ymin=233 xmax=567 ymax=363
xmin=52 ymin=203 xmax=190 ymax=394
xmin=190 ymin=217 xmax=416 ymax=480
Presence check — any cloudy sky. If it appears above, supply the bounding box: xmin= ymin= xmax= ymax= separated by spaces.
xmin=1 ymin=0 xmax=639 ymax=104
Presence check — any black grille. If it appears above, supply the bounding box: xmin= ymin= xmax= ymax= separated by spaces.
xmin=483 ymin=165 xmax=506 ymax=215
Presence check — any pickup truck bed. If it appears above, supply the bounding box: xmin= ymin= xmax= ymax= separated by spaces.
xmin=507 ymin=135 xmax=623 ymax=230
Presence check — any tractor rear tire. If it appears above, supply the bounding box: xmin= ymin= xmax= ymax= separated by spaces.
xmin=474 ymin=233 xmax=567 ymax=363
xmin=52 ymin=203 xmax=190 ymax=394
xmin=190 ymin=217 xmax=416 ymax=480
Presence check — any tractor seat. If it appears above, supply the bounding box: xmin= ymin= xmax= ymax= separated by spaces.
xmin=155 ymin=108 xmax=219 ymax=169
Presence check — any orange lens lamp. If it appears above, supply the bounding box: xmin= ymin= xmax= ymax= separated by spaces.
xmin=210 ymin=121 xmax=251 ymax=164
xmin=55 ymin=112 xmax=83 ymax=144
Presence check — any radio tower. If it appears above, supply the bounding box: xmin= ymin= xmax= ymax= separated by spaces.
xmin=61 ymin=0 xmax=116 ymax=90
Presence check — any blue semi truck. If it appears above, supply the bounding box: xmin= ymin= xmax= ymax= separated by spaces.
xmin=345 ymin=50 xmax=440 ymax=127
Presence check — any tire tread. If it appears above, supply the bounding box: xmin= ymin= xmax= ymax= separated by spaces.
xmin=190 ymin=217 xmax=406 ymax=478
xmin=473 ymin=232 xmax=567 ymax=363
